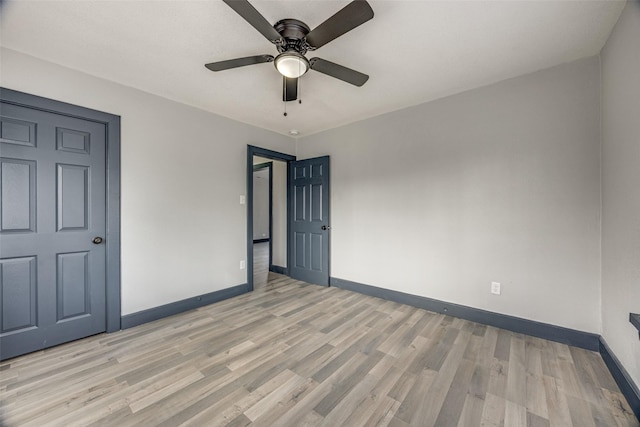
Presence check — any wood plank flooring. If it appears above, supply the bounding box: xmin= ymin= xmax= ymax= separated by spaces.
xmin=253 ymin=242 xmax=270 ymax=290
xmin=1 ymin=274 xmax=637 ymax=427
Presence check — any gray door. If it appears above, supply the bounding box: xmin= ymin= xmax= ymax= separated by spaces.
xmin=0 ymin=103 xmax=107 ymax=360
xmin=289 ymin=156 xmax=330 ymax=286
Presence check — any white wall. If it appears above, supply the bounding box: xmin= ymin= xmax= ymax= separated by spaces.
xmin=298 ymin=56 xmax=602 ymax=333
xmin=601 ymin=1 xmax=640 ymax=388
xmin=252 ymin=168 xmax=270 ymax=240
xmin=1 ymin=48 xmax=295 ymax=315
xmin=271 ymin=160 xmax=287 ymax=268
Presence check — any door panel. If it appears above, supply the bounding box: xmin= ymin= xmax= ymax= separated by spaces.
xmin=0 ymin=256 xmax=37 ymax=334
xmin=0 ymin=103 xmax=107 ymax=360
xmin=1 ymin=158 xmax=36 ymax=232
xmin=294 ymin=185 xmax=306 ymax=221
xmin=310 ymin=233 xmax=323 ymax=271
xmin=57 ymin=164 xmax=89 ymax=231
xmin=289 ymin=156 xmax=330 ymax=285
xmin=0 ymin=116 xmax=37 ymax=147
xmin=310 ymin=183 xmax=323 ymax=221
xmin=56 ymin=251 xmax=90 ymax=320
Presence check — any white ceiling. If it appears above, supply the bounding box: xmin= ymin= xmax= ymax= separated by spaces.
xmin=0 ymin=0 xmax=625 ymax=137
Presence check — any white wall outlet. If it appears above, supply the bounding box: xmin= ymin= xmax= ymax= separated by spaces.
xmin=240 ymin=195 xmax=246 ymax=205
xmin=240 ymin=260 xmax=246 ymax=269
xmin=491 ymin=281 xmax=501 ymax=295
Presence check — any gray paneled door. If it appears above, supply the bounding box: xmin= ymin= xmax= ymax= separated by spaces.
xmin=289 ymin=156 xmax=330 ymax=286
xmin=0 ymin=103 xmax=107 ymax=360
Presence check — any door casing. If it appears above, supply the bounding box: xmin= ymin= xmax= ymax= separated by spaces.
xmin=0 ymin=87 xmax=121 ymax=334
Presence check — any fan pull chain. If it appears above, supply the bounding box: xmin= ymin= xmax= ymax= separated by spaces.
xmin=283 ymin=81 xmax=288 ymax=117
xmin=298 ymin=61 xmax=302 ymax=104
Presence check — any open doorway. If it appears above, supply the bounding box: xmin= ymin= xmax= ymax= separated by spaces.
xmin=246 ymin=146 xmax=295 ymax=291
xmin=252 ymin=161 xmax=271 ymax=288
xmin=247 ymin=146 xmax=332 ymax=290
xmin=252 ymin=158 xmax=288 ymax=289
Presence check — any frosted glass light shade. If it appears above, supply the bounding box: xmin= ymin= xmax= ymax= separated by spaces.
xmin=274 ymin=52 xmax=309 ymax=78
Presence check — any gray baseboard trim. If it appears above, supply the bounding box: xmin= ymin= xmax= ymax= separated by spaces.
xmin=270 ymin=265 xmax=288 ymax=275
xmin=121 ymin=283 xmax=248 ymax=329
xmin=630 ymin=313 xmax=640 ymax=339
xmin=599 ymin=338 xmax=640 ymax=421
xmin=330 ymin=277 xmax=600 ymax=351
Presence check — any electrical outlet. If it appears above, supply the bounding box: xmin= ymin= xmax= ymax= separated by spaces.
xmin=491 ymin=281 xmax=501 ymax=295
xmin=240 ymin=260 xmax=246 ymax=269
xmin=240 ymin=195 xmax=246 ymax=205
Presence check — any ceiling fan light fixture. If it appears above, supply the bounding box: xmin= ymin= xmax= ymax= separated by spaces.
xmin=274 ymin=52 xmax=309 ymax=78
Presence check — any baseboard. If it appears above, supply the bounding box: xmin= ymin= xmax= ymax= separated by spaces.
xmin=630 ymin=313 xmax=640 ymax=339
xmin=269 ymin=265 xmax=288 ymax=275
xmin=330 ymin=277 xmax=600 ymax=351
xmin=599 ymin=338 xmax=640 ymax=421
xmin=121 ymin=283 xmax=249 ymax=329
xmin=253 ymin=238 xmax=270 ymax=244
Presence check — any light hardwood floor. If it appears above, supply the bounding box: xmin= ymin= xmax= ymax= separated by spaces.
xmin=253 ymin=242 xmax=270 ymax=290
xmin=1 ymin=273 xmax=637 ymax=426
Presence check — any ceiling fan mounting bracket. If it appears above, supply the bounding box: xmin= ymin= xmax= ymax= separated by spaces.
xmin=274 ymin=19 xmax=312 ymax=55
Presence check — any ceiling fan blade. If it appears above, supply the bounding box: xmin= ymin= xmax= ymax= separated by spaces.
xmin=309 ymin=58 xmax=369 ymax=87
xmin=283 ymin=77 xmax=298 ymax=102
xmin=223 ymin=0 xmax=283 ymax=44
xmin=205 ymin=55 xmax=274 ymax=72
xmin=305 ymin=0 xmax=374 ymax=49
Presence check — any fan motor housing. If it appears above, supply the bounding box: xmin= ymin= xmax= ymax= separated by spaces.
xmin=274 ymin=19 xmax=311 ymax=54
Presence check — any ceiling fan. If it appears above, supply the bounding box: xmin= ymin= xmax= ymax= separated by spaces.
xmin=205 ymin=0 xmax=374 ymax=102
